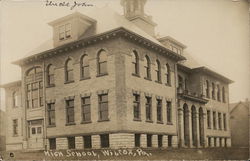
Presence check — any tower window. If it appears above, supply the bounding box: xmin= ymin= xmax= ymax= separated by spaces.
xmin=59 ymin=23 xmax=71 ymax=40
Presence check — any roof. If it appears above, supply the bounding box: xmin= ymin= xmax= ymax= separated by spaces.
xmin=15 ymin=7 xmax=176 ymax=63
xmin=158 ymin=36 xmax=187 ymax=49
xmin=0 ymin=80 xmax=21 ymax=88
xmin=230 ymin=101 xmax=250 ymax=113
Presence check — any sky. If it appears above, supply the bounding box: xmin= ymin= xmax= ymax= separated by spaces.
xmin=0 ymin=0 xmax=249 ymax=110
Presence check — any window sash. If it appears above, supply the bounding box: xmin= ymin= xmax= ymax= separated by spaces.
xmin=81 ymin=66 xmax=90 ymax=78
xmin=157 ymin=100 xmax=162 ymax=121
xmin=99 ymin=61 xmax=107 ymax=74
xmin=167 ymin=102 xmax=172 ymax=123
xmin=133 ymin=95 xmax=140 ymax=119
xmin=145 ymin=97 xmax=152 ymax=121
xmin=99 ymin=95 xmax=108 ymax=121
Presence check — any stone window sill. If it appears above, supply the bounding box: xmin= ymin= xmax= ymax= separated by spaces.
xmin=47 ymin=125 xmax=56 ymax=128
xmin=132 ymin=73 xmax=140 ymax=78
xmin=46 ymin=84 xmax=55 ymax=88
xmin=96 ymin=73 xmax=108 ymax=77
xmin=157 ymin=121 xmax=164 ymax=124
xmin=81 ymin=120 xmax=92 ymax=124
xmin=64 ymin=80 xmax=75 ymax=84
xmin=65 ymin=122 xmax=76 ymax=126
xmin=155 ymin=80 xmax=162 ymax=84
xmin=146 ymin=120 xmax=153 ymax=123
xmin=98 ymin=119 xmax=110 ymax=122
xmin=133 ymin=118 xmax=142 ymax=122
xmin=144 ymin=77 xmax=152 ymax=81
xmin=165 ymin=83 xmax=171 ymax=87
xmin=167 ymin=122 xmax=173 ymax=125
xmin=13 ymin=134 xmax=18 ymax=137
xmin=80 ymin=77 xmax=91 ymax=81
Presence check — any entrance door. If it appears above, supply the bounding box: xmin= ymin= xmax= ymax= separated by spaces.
xmin=28 ymin=120 xmax=44 ymax=149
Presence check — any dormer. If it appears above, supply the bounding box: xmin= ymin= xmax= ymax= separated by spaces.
xmin=48 ymin=12 xmax=97 ymax=47
xmin=158 ymin=36 xmax=186 ymax=55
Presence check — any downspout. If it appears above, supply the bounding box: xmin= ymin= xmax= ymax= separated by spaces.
xmin=43 ymin=60 xmax=47 ymax=150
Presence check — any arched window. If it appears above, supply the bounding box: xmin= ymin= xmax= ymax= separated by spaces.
xmin=80 ymin=55 xmax=90 ymax=79
xmin=132 ymin=50 xmax=139 ymax=75
xmin=222 ymin=87 xmax=226 ymax=103
xmin=65 ymin=59 xmax=74 ymax=82
xmin=144 ymin=55 xmax=151 ymax=79
xmin=212 ymin=83 xmax=215 ymax=100
xmin=217 ymin=85 xmax=221 ymax=101
xmin=206 ymin=80 xmax=210 ymax=98
xmin=13 ymin=92 xmax=18 ymax=107
xmin=97 ymin=50 xmax=108 ymax=75
xmin=47 ymin=64 xmax=55 ymax=86
xmin=166 ymin=64 xmax=171 ymax=86
xmin=155 ymin=60 xmax=161 ymax=82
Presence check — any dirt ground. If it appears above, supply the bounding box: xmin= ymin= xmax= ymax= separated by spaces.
xmin=0 ymin=147 xmax=249 ymax=160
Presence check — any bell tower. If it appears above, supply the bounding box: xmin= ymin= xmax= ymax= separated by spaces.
xmin=121 ymin=0 xmax=157 ymax=37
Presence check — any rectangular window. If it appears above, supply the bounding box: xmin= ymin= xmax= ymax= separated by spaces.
xmin=147 ymin=134 xmax=152 ymax=147
xmin=81 ymin=97 xmax=91 ymax=122
xmin=99 ymin=94 xmax=109 ymax=121
xmin=133 ymin=94 xmax=140 ymax=120
xmin=99 ymin=62 xmax=107 ymax=75
xmin=135 ymin=134 xmax=140 ymax=147
xmin=47 ymin=103 xmax=55 ymax=126
xmin=158 ymin=135 xmax=163 ymax=147
xmin=100 ymin=134 xmax=109 ymax=148
xmin=65 ymin=23 xmax=71 ymax=38
xmin=59 ymin=25 xmax=65 ymax=40
xmin=37 ymin=127 xmax=42 ymax=134
xmin=49 ymin=138 xmax=56 ymax=150
xmin=59 ymin=24 xmax=71 ymax=40
xmin=218 ymin=113 xmax=222 ymax=130
xmin=13 ymin=119 xmax=18 ymax=136
xmin=32 ymin=127 xmax=36 ymax=134
xmin=223 ymin=113 xmax=227 ymax=131
xmin=213 ymin=111 xmax=216 ymax=129
xmin=82 ymin=66 xmax=90 ymax=79
xmin=66 ymin=99 xmax=75 ymax=124
xmin=167 ymin=101 xmax=172 ymax=123
xmin=68 ymin=137 xmax=75 ymax=149
xmin=207 ymin=110 xmax=211 ymax=128
xmin=214 ymin=138 xmax=217 ymax=147
xmin=83 ymin=136 xmax=92 ymax=149
xmin=157 ymin=99 xmax=162 ymax=122
xmin=168 ymin=135 xmax=172 ymax=147
xmin=145 ymin=97 xmax=152 ymax=121
xmin=208 ymin=137 xmax=211 ymax=147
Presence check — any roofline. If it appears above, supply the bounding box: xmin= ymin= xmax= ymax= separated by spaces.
xmin=230 ymin=101 xmax=250 ymax=113
xmin=158 ymin=36 xmax=187 ymax=49
xmin=192 ymin=67 xmax=234 ymax=84
xmin=0 ymin=80 xmax=21 ymax=88
xmin=177 ymin=63 xmax=192 ymax=73
xmin=12 ymin=27 xmax=186 ymax=66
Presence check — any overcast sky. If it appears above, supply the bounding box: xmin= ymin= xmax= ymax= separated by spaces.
xmin=0 ymin=0 xmax=249 ymax=110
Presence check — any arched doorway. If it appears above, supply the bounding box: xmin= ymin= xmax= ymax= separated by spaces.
xmin=183 ymin=104 xmax=190 ymax=147
xmin=199 ymin=107 xmax=204 ymax=147
xmin=191 ymin=106 xmax=197 ymax=147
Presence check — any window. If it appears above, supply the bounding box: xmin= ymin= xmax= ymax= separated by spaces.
xmin=206 ymin=80 xmax=210 ymax=98
xmin=145 ymin=97 xmax=152 ymax=121
xmin=66 ymin=99 xmax=75 ymax=124
xmin=65 ymin=59 xmax=74 ymax=82
xmin=37 ymin=127 xmax=42 ymax=134
xmin=68 ymin=137 xmax=75 ymax=149
xmin=156 ymin=99 xmax=162 ymax=122
xmin=26 ymin=67 xmax=43 ymax=109
xmin=219 ymin=138 xmax=222 ymax=147
xmin=100 ymin=134 xmax=109 ymax=148
xmin=81 ymin=97 xmax=91 ymax=122
xmin=218 ymin=112 xmax=222 ymax=130
xmin=47 ymin=103 xmax=55 ymax=126
xmin=59 ymin=23 xmax=71 ymax=40
xmin=212 ymin=83 xmax=215 ymax=100
xmin=147 ymin=134 xmax=152 ymax=147
xmin=207 ymin=110 xmax=211 ymax=128
xmin=13 ymin=119 xmax=18 ymax=136
xmin=214 ymin=138 xmax=217 ymax=147
xmin=208 ymin=137 xmax=211 ymax=147
xmin=224 ymin=138 xmax=227 ymax=147
xmin=132 ymin=51 xmax=139 ymax=75
xmin=178 ymin=75 xmax=183 ymax=90
xmin=49 ymin=138 xmax=56 ymax=150
xmin=98 ymin=94 xmax=108 ymax=121
xmin=133 ymin=94 xmax=140 ymax=120
xmin=31 ymin=127 xmax=36 ymax=134
xmin=83 ymin=136 xmax=92 ymax=148
xmin=166 ymin=64 xmax=171 ymax=86
xmin=168 ymin=135 xmax=172 ymax=147
xmin=47 ymin=64 xmax=55 ymax=86
xmin=144 ymin=55 xmax=151 ymax=79
xmin=80 ymin=55 xmax=90 ymax=79
xmin=12 ymin=92 xmax=18 ymax=107
xmin=155 ymin=60 xmax=161 ymax=82
xmin=223 ymin=113 xmax=227 ymax=130
xmin=97 ymin=50 xmax=108 ymax=75
xmin=213 ymin=111 xmax=216 ymax=129
xmin=167 ymin=101 xmax=172 ymax=123
xmin=135 ymin=134 xmax=140 ymax=147
xmin=222 ymin=87 xmax=226 ymax=102
xmin=217 ymin=85 xmax=221 ymax=101
xmin=158 ymin=135 xmax=163 ymax=147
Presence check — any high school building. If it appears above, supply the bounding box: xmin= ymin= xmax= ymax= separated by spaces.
xmin=1 ymin=0 xmax=233 ymax=150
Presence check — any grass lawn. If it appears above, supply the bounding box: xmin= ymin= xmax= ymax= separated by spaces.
xmin=0 ymin=147 xmax=248 ymax=160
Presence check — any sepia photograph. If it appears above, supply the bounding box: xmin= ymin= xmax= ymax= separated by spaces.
xmin=0 ymin=0 xmax=249 ymax=160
